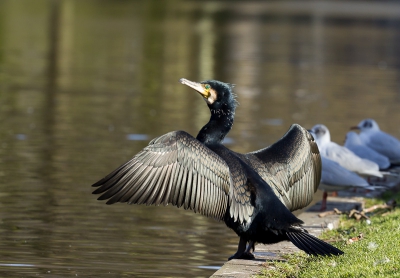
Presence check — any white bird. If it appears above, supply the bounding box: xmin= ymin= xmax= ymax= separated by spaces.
xmin=310 ymin=124 xmax=382 ymax=177
xmin=319 ymin=156 xmax=375 ymax=211
xmin=309 ymin=130 xmax=378 ymax=211
xmin=344 ymin=131 xmax=391 ymax=170
xmin=351 ymin=119 xmax=400 ymax=164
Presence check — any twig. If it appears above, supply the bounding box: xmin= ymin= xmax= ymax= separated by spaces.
xmin=318 ymin=200 xmax=396 ymax=219
xmin=318 ymin=208 xmax=343 ymax=218
xmin=362 ymin=204 xmax=392 ymax=213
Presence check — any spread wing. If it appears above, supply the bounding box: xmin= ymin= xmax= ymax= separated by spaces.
xmin=92 ymin=131 xmax=251 ymax=222
xmin=239 ymin=124 xmax=321 ymax=211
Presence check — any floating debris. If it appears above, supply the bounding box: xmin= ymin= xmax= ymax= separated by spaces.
xmin=15 ymin=134 xmax=27 ymax=140
xmin=262 ymin=118 xmax=283 ymax=126
xmin=126 ymin=134 xmax=149 ymax=141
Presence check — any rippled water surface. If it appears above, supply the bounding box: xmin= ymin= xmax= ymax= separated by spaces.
xmin=1 ymin=1 xmax=400 ymax=277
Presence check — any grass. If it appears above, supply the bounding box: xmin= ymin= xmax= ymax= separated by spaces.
xmin=257 ymin=189 xmax=400 ymax=278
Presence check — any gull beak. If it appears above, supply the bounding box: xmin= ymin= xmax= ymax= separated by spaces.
xmin=350 ymin=126 xmax=360 ymax=130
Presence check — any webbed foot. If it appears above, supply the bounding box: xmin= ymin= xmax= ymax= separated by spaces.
xmin=228 ymin=239 xmax=255 ymax=260
xmin=228 ymin=251 xmax=255 ymax=260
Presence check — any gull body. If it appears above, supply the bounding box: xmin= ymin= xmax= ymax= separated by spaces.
xmin=309 ymin=130 xmax=375 ymax=210
xmin=310 ymin=124 xmax=382 ymax=178
xmin=344 ymin=131 xmax=390 ymax=170
xmin=352 ymin=119 xmax=400 ymax=164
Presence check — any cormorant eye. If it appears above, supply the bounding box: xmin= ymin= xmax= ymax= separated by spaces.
xmin=205 ymin=84 xmax=210 ymax=90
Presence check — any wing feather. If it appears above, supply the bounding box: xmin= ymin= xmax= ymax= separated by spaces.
xmin=205 ymin=178 xmax=211 ymax=217
xmin=153 ymin=164 xmax=172 ymax=205
xmin=93 ymin=161 xmax=137 ymax=196
xmin=177 ymin=168 xmax=189 ymax=208
xmin=135 ymin=167 xmax=158 ymax=204
xmin=142 ymin=167 xmax=165 ymax=205
xmin=183 ymin=169 xmax=193 ymax=210
xmin=163 ymin=163 xmax=177 ymax=206
xmin=102 ymin=163 xmax=145 ymax=202
xmin=171 ymin=164 xmax=183 ymax=205
xmin=196 ymin=174 xmax=203 ymax=213
xmin=212 ymin=185 xmax=219 ymax=219
xmin=137 ymin=166 xmax=164 ymax=205
xmin=93 ymin=131 xmax=240 ymax=220
xmin=190 ymin=171 xmax=198 ymax=211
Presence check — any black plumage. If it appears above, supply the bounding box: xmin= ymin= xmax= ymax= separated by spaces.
xmin=92 ymin=78 xmax=343 ymax=259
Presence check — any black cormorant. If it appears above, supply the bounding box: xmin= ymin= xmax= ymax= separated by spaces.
xmin=92 ymin=78 xmax=344 ymax=259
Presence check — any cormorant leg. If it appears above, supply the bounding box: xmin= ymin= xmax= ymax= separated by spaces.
xmin=241 ymin=240 xmax=256 ymax=259
xmin=245 ymin=240 xmax=255 ymax=253
xmin=228 ymin=238 xmax=255 ymax=260
xmin=228 ymin=237 xmax=247 ymax=260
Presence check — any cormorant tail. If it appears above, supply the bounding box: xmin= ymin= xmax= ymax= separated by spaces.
xmin=286 ymin=230 xmax=344 ymax=256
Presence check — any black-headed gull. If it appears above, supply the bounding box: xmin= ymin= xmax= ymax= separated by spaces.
xmin=351 ymin=119 xmax=400 ymax=164
xmin=310 ymin=124 xmax=382 ymax=177
xmin=319 ymin=156 xmax=376 ymax=211
xmin=344 ymin=131 xmax=390 ymax=170
xmin=309 ymin=130 xmax=379 ymax=211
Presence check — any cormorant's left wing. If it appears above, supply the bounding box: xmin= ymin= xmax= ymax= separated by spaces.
xmin=240 ymin=124 xmax=321 ymax=211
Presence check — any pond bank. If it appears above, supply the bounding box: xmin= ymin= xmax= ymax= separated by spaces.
xmin=210 ymin=194 xmax=365 ymax=278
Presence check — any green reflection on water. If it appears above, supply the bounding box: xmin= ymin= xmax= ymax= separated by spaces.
xmin=1 ymin=0 xmax=400 ymax=277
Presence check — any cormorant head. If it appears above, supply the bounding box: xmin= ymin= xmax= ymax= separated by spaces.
xmin=351 ymin=118 xmax=380 ymax=132
xmin=180 ymin=78 xmax=237 ymax=112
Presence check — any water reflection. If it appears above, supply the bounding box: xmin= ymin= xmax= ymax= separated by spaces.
xmin=1 ymin=0 xmax=400 ymax=277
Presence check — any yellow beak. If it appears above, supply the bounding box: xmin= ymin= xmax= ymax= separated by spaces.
xmin=179 ymin=78 xmax=209 ymax=98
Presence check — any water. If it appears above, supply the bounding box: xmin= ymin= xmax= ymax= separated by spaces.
xmin=1 ymin=1 xmax=400 ymax=277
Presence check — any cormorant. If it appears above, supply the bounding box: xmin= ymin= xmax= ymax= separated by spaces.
xmin=92 ymin=78 xmax=343 ymax=259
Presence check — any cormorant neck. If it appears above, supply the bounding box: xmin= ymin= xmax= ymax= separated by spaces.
xmin=196 ymin=107 xmax=235 ymax=145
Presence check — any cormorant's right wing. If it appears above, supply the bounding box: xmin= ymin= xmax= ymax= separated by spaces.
xmin=92 ymin=130 xmax=253 ymax=223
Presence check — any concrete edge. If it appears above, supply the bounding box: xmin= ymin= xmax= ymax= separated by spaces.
xmin=210 ymin=196 xmax=362 ymax=278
